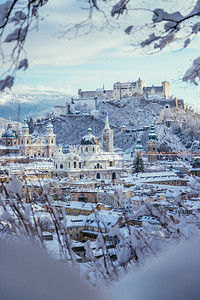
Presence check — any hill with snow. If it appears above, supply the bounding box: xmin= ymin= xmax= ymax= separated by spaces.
xmin=33 ymin=96 xmax=200 ymax=153
xmin=1 ymin=89 xmax=199 ymax=154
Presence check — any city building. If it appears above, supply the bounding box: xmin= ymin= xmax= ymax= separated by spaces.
xmin=53 ymin=119 xmax=124 ymax=180
xmin=19 ymin=119 xmax=56 ymax=158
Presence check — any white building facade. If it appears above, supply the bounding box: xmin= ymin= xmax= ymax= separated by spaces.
xmin=19 ymin=120 xmax=56 ymax=158
xmin=53 ymin=124 xmax=124 ymax=180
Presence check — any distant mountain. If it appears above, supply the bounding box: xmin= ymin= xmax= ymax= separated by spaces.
xmin=0 ymin=88 xmax=73 ymax=121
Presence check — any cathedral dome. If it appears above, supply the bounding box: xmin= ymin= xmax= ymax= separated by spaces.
xmin=81 ymin=128 xmax=98 ymax=145
xmin=2 ymin=128 xmax=17 ymax=138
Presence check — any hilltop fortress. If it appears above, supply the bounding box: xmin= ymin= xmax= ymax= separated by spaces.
xmin=78 ymin=78 xmax=171 ymax=101
xmin=53 ymin=78 xmax=184 ymax=118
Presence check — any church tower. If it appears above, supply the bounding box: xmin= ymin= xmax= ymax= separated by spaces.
xmin=134 ymin=139 xmax=143 ymax=156
xmin=102 ymin=113 xmax=113 ymax=152
xmin=19 ymin=118 xmax=31 ymax=156
xmin=148 ymin=124 xmax=157 ymax=162
xmin=44 ymin=120 xmax=56 ymax=158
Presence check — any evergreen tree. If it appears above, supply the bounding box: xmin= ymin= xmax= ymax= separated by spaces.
xmin=133 ymin=153 xmax=144 ymax=173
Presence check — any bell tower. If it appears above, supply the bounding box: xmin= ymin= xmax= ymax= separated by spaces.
xmin=102 ymin=113 xmax=113 ymax=152
xmin=44 ymin=120 xmax=56 ymax=158
xmin=19 ymin=118 xmax=31 ymax=156
xmin=148 ymin=124 xmax=157 ymax=162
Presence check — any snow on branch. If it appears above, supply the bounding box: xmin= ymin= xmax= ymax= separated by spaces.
xmin=141 ymin=33 xmax=159 ymax=48
xmin=183 ymin=57 xmax=200 ymax=85
xmin=111 ymin=0 xmax=130 ymax=17
xmin=18 ymin=58 xmax=28 ymax=70
xmin=0 ymin=1 xmax=13 ymax=28
xmin=154 ymin=32 xmax=176 ymax=50
xmin=9 ymin=11 xmax=26 ymax=24
xmin=152 ymin=9 xmax=184 ymax=23
xmin=0 ymin=76 xmax=14 ymax=91
xmin=4 ymin=27 xmax=27 ymax=43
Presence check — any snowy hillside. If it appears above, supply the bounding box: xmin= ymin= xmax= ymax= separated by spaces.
xmin=99 ymin=97 xmax=163 ymax=128
xmin=157 ymin=108 xmax=200 ymax=152
xmin=33 ymin=97 xmax=168 ymax=152
xmin=2 ymin=89 xmax=199 ymax=153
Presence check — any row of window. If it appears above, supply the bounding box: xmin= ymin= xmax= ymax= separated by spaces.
xmin=84 ymin=147 xmax=95 ymax=152
xmin=21 ymin=139 xmax=54 ymax=144
xmin=55 ymin=161 xmax=81 ymax=169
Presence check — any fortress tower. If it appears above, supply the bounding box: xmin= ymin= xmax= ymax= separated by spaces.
xmin=162 ymin=81 xmax=171 ymax=98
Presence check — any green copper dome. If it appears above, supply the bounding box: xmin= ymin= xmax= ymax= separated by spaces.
xmin=148 ymin=124 xmax=157 ymax=141
xmin=81 ymin=128 xmax=98 ymax=145
xmin=47 ymin=122 xmax=53 ymax=128
xmin=2 ymin=129 xmax=17 ymax=138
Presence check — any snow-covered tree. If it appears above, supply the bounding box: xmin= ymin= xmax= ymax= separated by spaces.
xmin=132 ymin=153 xmax=144 ymax=173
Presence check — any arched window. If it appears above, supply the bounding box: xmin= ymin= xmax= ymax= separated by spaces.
xmin=96 ymin=173 xmax=100 ymax=179
xmin=68 ymin=162 xmax=70 ymax=168
xmin=74 ymin=161 xmax=76 ymax=168
xmin=60 ymin=164 xmax=63 ymax=169
xmin=86 ymin=147 xmax=88 ymax=152
xmin=79 ymin=162 xmax=81 ymax=168
xmin=51 ymin=139 xmax=54 ymax=143
xmin=97 ymin=163 xmax=100 ymax=169
xmin=93 ymin=147 xmax=95 ymax=152
xmin=56 ymin=164 xmax=57 ymax=169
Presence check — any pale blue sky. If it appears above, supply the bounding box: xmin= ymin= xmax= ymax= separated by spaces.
xmin=12 ymin=0 xmax=200 ymax=109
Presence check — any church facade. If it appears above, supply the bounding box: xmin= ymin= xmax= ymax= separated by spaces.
xmin=53 ymin=116 xmax=124 ymax=180
xmin=19 ymin=119 xmax=56 ymax=158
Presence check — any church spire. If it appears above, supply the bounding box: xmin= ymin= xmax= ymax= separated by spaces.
xmin=102 ymin=113 xmax=113 ymax=152
xmin=105 ymin=113 xmax=110 ymax=129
